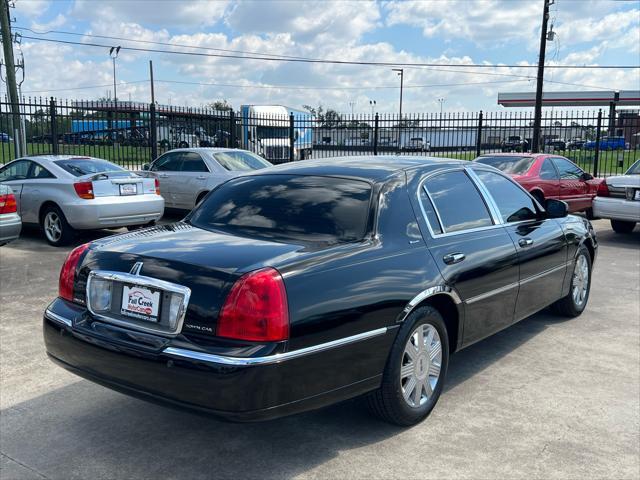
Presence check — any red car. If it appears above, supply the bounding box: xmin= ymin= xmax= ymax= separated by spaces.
xmin=474 ymin=153 xmax=601 ymax=214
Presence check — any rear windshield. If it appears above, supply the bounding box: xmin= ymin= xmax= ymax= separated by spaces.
xmin=54 ymin=158 xmax=126 ymax=177
xmin=212 ymin=151 xmax=272 ymax=171
xmin=189 ymin=175 xmax=372 ymax=244
xmin=475 ymin=156 xmax=535 ymax=175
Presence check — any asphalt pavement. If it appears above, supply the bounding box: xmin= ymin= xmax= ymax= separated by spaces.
xmin=0 ymin=218 xmax=638 ymax=480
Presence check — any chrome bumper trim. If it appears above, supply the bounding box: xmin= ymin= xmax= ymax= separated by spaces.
xmin=45 ymin=309 xmax=73 ymax=328
xmin=163 ymin=327 xmax=389 ymax=366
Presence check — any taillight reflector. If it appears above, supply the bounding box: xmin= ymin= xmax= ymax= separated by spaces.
xmin=155 ymin=178 xmax=161 ymax=195
xmin=596 ymin=181 xmax=610 ymax=197
xmin=217 ymin=268 xmax=289 ymax=342
xmin=0 ymin=192 xmax=17 ymax=214
xmin=74 ymin=181 xmax=94 ymax=199
xmin=58 ymin=243 xmax=91 ymax=302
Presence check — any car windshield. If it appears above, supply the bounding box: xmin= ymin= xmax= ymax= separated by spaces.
xmin=212 ymin=151 xmax=272 ymax=171
xmin=54 ymin=158 xmax=127 ymax=177
xmin=474 ymin=156 xmax=535 ymax=175
xmin=189 ymin=174 xmax=372 ymax=244
xmin=626 ymin=160 xmax=640 ymax=175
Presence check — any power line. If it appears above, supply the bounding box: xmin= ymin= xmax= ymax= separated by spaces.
xmin=18 ymin=34 xmax=640 ymax=70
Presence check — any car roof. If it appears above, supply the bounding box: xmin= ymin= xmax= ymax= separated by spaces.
xmin=475 ymin=152 xmax=546 ymax=158
xmin=162 ymin=148 xmax=244 ymax=154
xmin=19 ymin=155 xmax=107 ymax=163
xmin=244 ymin=155 xmax=468 ymax=182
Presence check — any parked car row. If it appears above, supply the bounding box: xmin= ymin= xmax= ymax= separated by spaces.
xmin=0 ymin=148 xmax=273 ymax=246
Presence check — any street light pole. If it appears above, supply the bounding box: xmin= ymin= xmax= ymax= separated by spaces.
xmin=392 ymin=68 xmax=403 ymax=122
xmin=438 ymin=98 xmax=445 ymax=115
xmin=349 ymin=101 xmax=355 ymax=116
xmin=369 ymin=100 xmax=376 ymax=116
xmin=109 ymin=46 xmax=121 ymax=102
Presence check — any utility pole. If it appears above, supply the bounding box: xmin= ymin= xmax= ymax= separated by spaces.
xmin=149 ymin=60 xmax=155 ymax=104
xmin=0 ymin=0 xmax=24 ymax=156
xmin=392 ymin=68 xmax=404 ymax=122
xmin=532 ymin=0 xmax=553 ymax=153
xmin=109 ymin=46 xmax=120 ymax=102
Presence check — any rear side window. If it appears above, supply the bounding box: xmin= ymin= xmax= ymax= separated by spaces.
xmin=179 ymin=153 xmax=209 ymax=172
xmin=55 ymin=158 xmax=125 ymax=177
xmin=475 ymin=170 xmax=537 ymax=223
xmin=189 ymin=175 xmax=372 ymax=244
xmin=213 ymin=151 xmax=272 ymax=171
xmin=424 ymin=171 xmax=493 ymax=233
xmin=539 ymin=159 xmax=558 ymax=180
xmin=475 ymin=156 xmax=535 ymax=175
xmin=552 ymin=157 xmax=583 ymax=179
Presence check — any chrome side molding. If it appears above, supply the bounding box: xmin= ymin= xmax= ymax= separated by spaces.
xmin=397 ymin=285 xmax=462 ymax=323
xmin=45 ymin=309 xmax=73 ymax=327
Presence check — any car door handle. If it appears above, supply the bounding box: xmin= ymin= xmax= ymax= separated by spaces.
xmin=157 ymin=174 xmax=169 ymax=178
xmin=519 ymin=238 xmax=534 ymax=247
xmin=196 ymin=175 xmax=207 ymax=180
xmin=443 ymin=253 xmax=465 ymax=265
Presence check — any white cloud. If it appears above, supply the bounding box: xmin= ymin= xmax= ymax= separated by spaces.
xmin=16 ymin=0 xmax=50 ymax=18
xmin=30 ymin=13 xmax=66 ymax=31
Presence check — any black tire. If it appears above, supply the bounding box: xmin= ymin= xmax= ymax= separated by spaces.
xmin=40 ymin=204 xmax=75 ymax=247
xmin=585 ymin=208 xmax=596 ymax=220
xmin=366 ymin=306 xmax=449 ymax=426
xmin=195 ymin=191 xmax=209 ymax=206
xmin=610 ymin=219 xmax=636 ymax=234
xmin=551 ymin=245 xmax=592 ymax=317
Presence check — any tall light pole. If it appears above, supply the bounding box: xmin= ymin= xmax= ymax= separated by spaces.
xmin=438 ymin=98 xmax=445 ymax=115
xmin=109 ymin=46 xmax=121 ymax=102
xmin=348 ymin=101 xmax=355 ymax=116
xmin=392 ymin=68 xmax=403 ymax=122
xmin=532 ymin=0 xmax=553 ymax=152
xmin=369 ymin=100 xmax=376 ymax=116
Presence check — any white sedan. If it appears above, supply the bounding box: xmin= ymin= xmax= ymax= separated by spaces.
xmin=593 ymin=159 xmax=640 ymax=233
xmin=0 ymin=156 xmax=164 ymax=246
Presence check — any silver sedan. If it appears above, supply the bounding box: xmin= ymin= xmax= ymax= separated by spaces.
xmin=142 ymin=148 xmax=272 ymax=210
xmin=0 ymin=183 xmax=21 ymax=246
xmin=0 ymin=155 xmax=164 ymax=246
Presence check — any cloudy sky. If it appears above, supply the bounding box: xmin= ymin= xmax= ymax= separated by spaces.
xmin=9 ymin=0 xmax=640 ymax=113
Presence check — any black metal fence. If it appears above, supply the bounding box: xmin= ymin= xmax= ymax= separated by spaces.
xmin=1 ymin=96 xmax=638 ymax=176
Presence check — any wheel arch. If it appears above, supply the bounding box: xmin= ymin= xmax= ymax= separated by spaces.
xmin=38 ymin=200 xmax=63 ymax=224
xmin=397 ymin=287 xmax=462 ymax=354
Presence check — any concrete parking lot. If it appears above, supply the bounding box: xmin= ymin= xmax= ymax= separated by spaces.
xmin=0 ymin=218 xmax=638 ymax=480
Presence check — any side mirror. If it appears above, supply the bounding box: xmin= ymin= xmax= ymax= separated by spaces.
xmin=142 ymin=163 xmax=150 ymax=171
xmin=545 ymin=199 xmax=568 ymax=218
xmin=580 ymin=172 xmax=593 ymax=181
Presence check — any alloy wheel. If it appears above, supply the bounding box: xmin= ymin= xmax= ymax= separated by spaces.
xmin=572 ymin=254 xmax=589 ymax=307
xmin=44 ymin=211 xmax=62 ymax=243
xmin=400 ymin=323 xmax=442 ymax=408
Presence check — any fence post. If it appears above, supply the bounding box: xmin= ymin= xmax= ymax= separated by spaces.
xmin=476 ymin=110 xmax=483 ymax=157
xmin=594 ymin=109 xmax=602 ymax=177
xmin=289 ymin=113 xmax=295 ymax=162
xmin=373 ymin=113 xmax=379 ymax=155
xmin=49 ymin=97 xmax=59 ymax=155
xmin=149 ymin=103 xmax=158 ymax=161
xmin=229 ymin=110 xmax=236 ymax=148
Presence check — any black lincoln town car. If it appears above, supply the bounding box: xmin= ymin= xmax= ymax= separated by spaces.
xmin=44 ymin=156 xmax=597 ymax=426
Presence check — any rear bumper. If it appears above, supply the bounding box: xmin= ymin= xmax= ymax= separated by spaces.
xmin=0 ymin=212 xmax=21 ymax=245
xmin=593 ymin=197 xmax=640 ymax=222
xmin=43 ymin=300 xmax=390 ymax=421
xmin=64 ymin=195 xmax=164 ymax=230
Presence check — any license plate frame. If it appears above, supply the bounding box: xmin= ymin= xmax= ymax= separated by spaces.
xmin=120 ymin=284 xmax=161 ymax=322
xmin=119 ymin=183 xmax=137 ymax=196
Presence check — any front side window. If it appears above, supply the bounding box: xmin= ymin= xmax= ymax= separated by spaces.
xmin=552 ymin=157 xmax=583 ymax=180
xmin=0 ymin=160 xmax=32 ymax=181
xmin=213 ymin=151 xmax=272 ymax=171
xmin=424 ymin=170 xmax=493 ymax=233
xmin=152 ymin=153 xmax=182 ymax=172
xmin=539 ymin=159 xmax=559 ymax=180
xmin=179 ymin=153 xmax=209 ymax=172
xmin=475 ymin=170 xmax=538 ymax=223
xmin=475 ymin=155 xmax=535 ymax=175
xmin=189 ymin=175 xmax=372 ymax=244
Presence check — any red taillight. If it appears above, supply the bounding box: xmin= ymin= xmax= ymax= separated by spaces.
xmin=217 ymin=267 xmax=289 ymax=342
xmin=73 ymin=181 xmax=94 ymax=199
xmin=0 ymin=192 xmax=17 ymax=214
xmin=596 ymin=181 xmax=610 ymax=197
xmin=58 ymin=243 xmax=90 ymax=302
xmin=155 ymin=178 xmax=161 ymax=195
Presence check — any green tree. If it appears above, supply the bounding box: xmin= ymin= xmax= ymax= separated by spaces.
xmin=207 ymin=100 xmax=233 ymax=112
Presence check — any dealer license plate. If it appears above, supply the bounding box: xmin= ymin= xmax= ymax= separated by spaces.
xmin=121 ymin=285 xmax=160 ymax=322
xmin=120 ymin=183 xmax=137 ymax=196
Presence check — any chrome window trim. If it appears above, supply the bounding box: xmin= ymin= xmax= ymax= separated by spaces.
xmin=86 ymin=270 xmax=191 ymax=337
xmin=45 ymin=309 xmax=73 ymax=327
xmin=163 ymin=327 xmax=389 ymax=366
xmin=416 ymin=167 xmax=501 ymax=239
xmin=465 ymin=167 xmax=503 ymax=224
